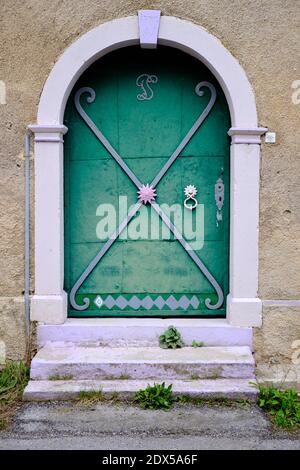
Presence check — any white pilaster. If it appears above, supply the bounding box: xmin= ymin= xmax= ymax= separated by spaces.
xmin=28 ymin=125 xmax=68 ymax=324
xmin=226 ymin=128 xmax=267 ymax=327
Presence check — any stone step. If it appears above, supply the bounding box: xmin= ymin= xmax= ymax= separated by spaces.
xmin=23 ymin=378 xmax=258 ymax=401
xmin=37 ymin=318 xmax=252 ymax=349
xmin=30 ymin=344 xmax=255 ymax=381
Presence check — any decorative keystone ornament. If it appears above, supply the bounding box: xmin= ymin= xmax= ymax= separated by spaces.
xmin=138 ymin=10 xmax=161 ymax=49
xmin=138 ymin=184 xmax=157 ymax=204
xmin=184 ymin=184 xmax=198 ymax=210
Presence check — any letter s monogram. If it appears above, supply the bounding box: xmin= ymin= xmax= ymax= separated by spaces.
xmin=136 ymin=74 xmax=158 ymax=101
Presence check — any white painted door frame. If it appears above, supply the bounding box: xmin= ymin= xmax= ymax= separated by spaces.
xmin=29 ymin=15 xmax=266 ymax=326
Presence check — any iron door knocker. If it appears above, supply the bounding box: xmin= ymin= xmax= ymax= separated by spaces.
xmin=184 ymin=185 xmax=198 ymax=210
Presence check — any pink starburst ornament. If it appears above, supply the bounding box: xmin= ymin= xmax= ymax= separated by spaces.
xmin=137 ymin=184 xmax=157 ymax=204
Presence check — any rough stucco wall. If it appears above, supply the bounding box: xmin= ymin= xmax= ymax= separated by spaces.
xmin=254 ymin=305 xmax=300 ymax=389
xmin=0 ymin=297 xmax=26 ymax=361
xmin=254 ymin=306 xmax=300 ymax=364
xmin=0 ymin=1 xmax=299 ymax=368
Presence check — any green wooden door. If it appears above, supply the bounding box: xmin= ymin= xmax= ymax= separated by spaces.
xmin=64 ymin=46 xmax=230 ymax=318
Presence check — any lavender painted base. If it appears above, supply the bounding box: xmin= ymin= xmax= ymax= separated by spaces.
xmin=37 ymin=318 xmax=253 ymax=349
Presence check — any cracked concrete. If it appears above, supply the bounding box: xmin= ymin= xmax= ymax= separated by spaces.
xmin=0 ymin=402 xmax=300 ymax=450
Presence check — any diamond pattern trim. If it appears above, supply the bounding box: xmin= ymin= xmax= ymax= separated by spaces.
xmin=99 ymin=294 xmax=201 ymax=310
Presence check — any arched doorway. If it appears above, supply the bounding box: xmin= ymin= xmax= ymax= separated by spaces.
xmin=29 ymin=15 xmax=265 ymax=327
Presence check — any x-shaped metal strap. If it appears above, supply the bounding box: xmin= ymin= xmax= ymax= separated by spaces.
xmin=70 ymin=82 xmax=224 ymax=311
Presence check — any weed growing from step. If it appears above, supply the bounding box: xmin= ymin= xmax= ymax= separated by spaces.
xmin=257 ymin=385 xmax=300 ymax=429
xmin=119 ymin=374 xmax=130 ymax=380
xmin=191 ymin=340 xmax=204 ymax=348
xmin=0 ymin=361 xmax=29 ymax=429
xmin=48 ymin=374 xmax=74 ymax=381
xmin=78 ymin=390 xmax=105 ymax=405
xmin=78 ymin=390 xmax=121 ymax=406
xmin=159 ymin=326 xmax=184 ymax=349
xmin=135 ymin=383 xmax=174 ymax=410
xmin=176 ymin=395 xmax=250 ymax=407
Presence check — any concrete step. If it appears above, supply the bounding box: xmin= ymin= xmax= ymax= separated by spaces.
xmin=37 ymin=319 xmax=252 ymax=349
xmin=23 ymin=378 xmax=258 ymax=401
xmin=30 ymin=344 xmax=255 ymax=381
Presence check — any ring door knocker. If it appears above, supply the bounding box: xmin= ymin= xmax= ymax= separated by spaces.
xmin=184 ymin=185 xmax=198 ymax=210
xmin=69 ymin=81 xmax=224 ymax=311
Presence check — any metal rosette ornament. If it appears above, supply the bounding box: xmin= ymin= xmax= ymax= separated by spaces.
xmin=137 ymin=184 xmax=157 ymax=204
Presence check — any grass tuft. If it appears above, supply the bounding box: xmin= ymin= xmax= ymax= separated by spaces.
xmin=78 ymin=389 xmax=105 ymax=404
xmin=191 ymin=340 xmax=204 ymax=348
xmin=77 ymin=389 xmax=121 ymax=406
xmin=0 ymin=361 xmax=29 ymax=429
xmin=48 ymin=374 xmax=73 ymax=381
xmin=176 ymin=395 xmax=250 ymax=407
xmin=257 ymin=384 xmax=300 ymax=429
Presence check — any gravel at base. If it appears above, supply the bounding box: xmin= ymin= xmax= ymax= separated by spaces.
xmin=0 ymin=402 xmax=299 ymax=450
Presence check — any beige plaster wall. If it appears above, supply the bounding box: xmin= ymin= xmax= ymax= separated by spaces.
xmin=0 ymin=1 xmax=299 ymax=373
xmin=0 ymin=297 xmax=26 ymax=361
xmin=254 ymin=305 xmax=300 ymax=388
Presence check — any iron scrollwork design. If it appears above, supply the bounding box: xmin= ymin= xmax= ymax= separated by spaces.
xmin=70 ymin=82 xmax=224 ymax=311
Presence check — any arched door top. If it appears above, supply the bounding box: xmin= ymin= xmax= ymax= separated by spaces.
xmin=37 ymin=15 xmax=257 ymax=128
